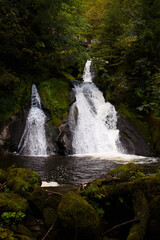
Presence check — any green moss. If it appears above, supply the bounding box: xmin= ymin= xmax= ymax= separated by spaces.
xmin=118 ymin=104 xmax=150 ymax=142
xmin=39 ymin=78 xmax=69 ymax=127
xmin=0 ymin=169 xmax=8 ymax=183
xmin=107 ymin=163 xmax=145 ymax=181
xmin=0 ymin=193 xmax=28 ymax=213
xmin=58 ymin=191 xmax=100 ymax=240
xmin=127 ymin=190 xmax=149 ymax=240
xmin=7 ymin=168 xmax=41 ymax=197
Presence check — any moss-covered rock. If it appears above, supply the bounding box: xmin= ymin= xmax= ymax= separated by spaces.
xmin=43 ymin=207 xmax=57 ymax=228
xmin=15 ymin=224 xmax=33 ymax=239
xmin=0 ymin=168 xmax=8 ymax=183
xmin=28 ymin=187 xmax=47 ymax=214
xmin=58 ymin=191 xmax=100 ymax=240
xmin=14 ymin=235 xmax=33 ymax=240
xmin=0 ymin=193 xmax=28 ymax=213
xmin=127 ymin=189 xmax=150 ymax=240
xmin=107 ymin=163 xmax=145 ymax=181
xmin=148 ymin=195 xmax=160 ymax=240
xmin=7 ymin=168 xmax=41 ymax=197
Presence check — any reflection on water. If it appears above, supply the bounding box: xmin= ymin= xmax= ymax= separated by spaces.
xmin=0 ymin=153 xmax=159 ymax=185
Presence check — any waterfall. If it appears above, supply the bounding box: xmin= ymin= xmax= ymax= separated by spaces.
xmin=18 ymin=84 xmax=47 ymax=156
xmin=69 ymin=60 xmax=124 ymax=154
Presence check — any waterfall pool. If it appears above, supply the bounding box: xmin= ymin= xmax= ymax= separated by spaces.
xmin=0 ymin=153 xmax=159 ymax=185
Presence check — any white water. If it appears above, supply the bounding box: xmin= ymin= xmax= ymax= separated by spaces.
xmin=18 ymin=85 xmax=47 ymax=156
xmin=69 ymin=60 xmax=124 ymax=155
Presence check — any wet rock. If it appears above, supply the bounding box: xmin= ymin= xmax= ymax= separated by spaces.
xmin=7 ymin=168 xmax=41 ymax=197
xmin=0 ymin=193 xmax=28 ymax=213
xmin=9 ymin=110 xmax=29 ymax=152
xmin=117 ymin=113 xmax=151 ymax=156
xmin=45 ymin=118 xmax=59 ymax=154
xmin=57 ymin=121 xmax=72 ymax=155
xmin=58 ymin=191 xmax=100 ymax=240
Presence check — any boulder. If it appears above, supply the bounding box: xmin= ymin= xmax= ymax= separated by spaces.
xmin=0 ymin=193 xmax=28 ymax=213
xmin=58 ymin=191 xmax=100 ymax=240
xmin=28 ymin=187 xmax=47 ymax=214
xmin=43 ymin=207 xmax=57 ymax=228
xmin=107 ymin=163 xmax=145 ymax=181
xmin=7 ymin=168 xmax=41 ymax=197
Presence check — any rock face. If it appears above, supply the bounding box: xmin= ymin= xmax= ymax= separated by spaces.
xmin=118 ymin=115 xmax=151 ymax=156
xmin=0 ymin=109 xmax=29 ymax=153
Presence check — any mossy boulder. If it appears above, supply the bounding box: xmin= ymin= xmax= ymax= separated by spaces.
xmin=148 ymin=195 xmax=160 ymax=240
xmin=107 ymin=163 xmax=145 ymax=181
xmin=0 ymin=168 xmax=8 ymax=183
xmin=43 ymin=207 xmax=57 ymax=228
xmin=58 ymin=191 xmax=100 ymax=240
xmin=15 ymin=224 xmax=33 ymax=239
xmin=7 ymin=168 xmax=41 ymax=197
xmin=0 ymin=193 xmax=28 ymax=213
xmin=28 ymin=187 xmax=47 ymax=214
xmin=127 ymin=189 xmax=150 ymax=240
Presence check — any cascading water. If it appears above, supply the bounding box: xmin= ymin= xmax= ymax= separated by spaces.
xmin=18 ymin=84 xmax=47 ymax=156
xmin=69 ymin=60 xmax=124 ymax=155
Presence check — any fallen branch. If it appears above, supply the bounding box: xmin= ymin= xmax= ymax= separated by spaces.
xmin=101 ymin=218 xmax=139 ymax=237
xmin=42 ymin=216 xmax=57 ymax=240
xmin=44 ymin=189 xmax=63 ymax=196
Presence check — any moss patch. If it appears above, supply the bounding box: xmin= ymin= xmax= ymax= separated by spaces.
xmin=107 ymin=163 xmax=145 ymax=181
xmin=0 ymin=193 xmax=28 ymax=213
xmin=7 ymin=168 xmax=41 ymax=197
xmin=39 ymin=78 xmax=69 ymax=127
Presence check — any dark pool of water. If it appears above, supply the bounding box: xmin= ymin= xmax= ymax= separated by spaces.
xmin=0 ymin=154 xmax=160 ymax=185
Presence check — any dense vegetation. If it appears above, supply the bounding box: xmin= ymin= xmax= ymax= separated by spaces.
xmin=0 ymin=0 xmax=88 ymax=126
xmin=83 ymin=0 xmax=160 ymax=152
xmin=0 ymin=0 xmax=160 ymax=152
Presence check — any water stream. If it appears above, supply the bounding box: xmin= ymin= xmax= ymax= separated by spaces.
xmin=69 ymin=60 xmax=124 ymax=155
xmin=18 ymin=84 xmax=47 ymax=156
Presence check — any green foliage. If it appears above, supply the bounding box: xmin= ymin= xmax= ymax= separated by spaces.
xmin=1 ymin=211 xmax=26 ymax=224
xmin=39 ymin=78 xmax=69 ymax=127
